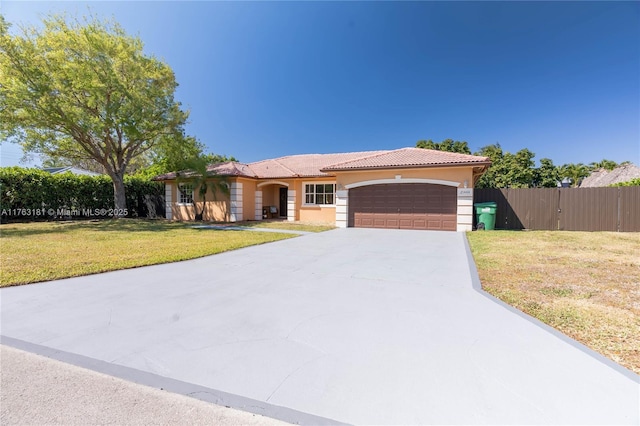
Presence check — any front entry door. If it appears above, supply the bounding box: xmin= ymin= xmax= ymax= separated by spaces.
xmin=279 ymin=187 xmax=288 ymax=218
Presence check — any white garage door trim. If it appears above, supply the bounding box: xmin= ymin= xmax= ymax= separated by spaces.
xmin=345 ymin=177 xmax=460 ymax=189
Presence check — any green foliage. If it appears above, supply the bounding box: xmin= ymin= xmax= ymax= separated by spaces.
xmin=138 ymin=133 xmax=237 ymax=179
xmin=175 ymin=155 xmax=230 ymax=221
xmin=416 ymin=138 xmax=471 ymax=154
xmin=589 ymin=159 xmax=619 ymax=171
xmin=559 ymin=163 xmax=590 ymax=187
xmin=0 ymin=167 xmax=163 ymax=221
xmin=533 ymin=158 xmax=560 ymax=188
xmin=610 ymin=178 xmax=640 ymax=187
xmin=0 ymin=13 xmax=188 ymax=211
xmin=203 ymin=152 xmax=237 ymax=164
xmin=472 ymin=144 xmax=628 ymax=189
xmin=474 ymin=144 xmax=535 ymax=188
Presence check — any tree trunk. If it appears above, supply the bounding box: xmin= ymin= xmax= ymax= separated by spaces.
xmin=111 ymin=173 xmax=127 ymax=218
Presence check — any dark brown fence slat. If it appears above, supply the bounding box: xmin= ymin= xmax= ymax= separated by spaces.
xmin=559 ymin=188 xmax=618 ymax=231
xmin=620 ymin=186 xmax=640 ymax=232
xmin=474 ymin=187 xmax=640 ymax=232
xmin=509 ymin=188 xmax=558 ymax=230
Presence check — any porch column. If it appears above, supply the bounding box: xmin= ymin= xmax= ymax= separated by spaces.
xmin=230 ymin=182 xmax=243 ymax=222
xmin=255 ymin=190 xmax=263 ymax=221
xmin=457 ymin=188 xmax=473 ymax=232
xmin=165 ymin=184 xmax=172 ymax=220
xmin=335 ymin=190 xmax=348 ymax=228
xmin=287 ymin=190 xmax=296 ymax=221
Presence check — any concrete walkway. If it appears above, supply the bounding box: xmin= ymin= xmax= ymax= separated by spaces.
xmin=1 ymin=229 xmax=638 ymax=424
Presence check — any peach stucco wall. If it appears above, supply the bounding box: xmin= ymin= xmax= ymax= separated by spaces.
xmin=168 ymin=180 xmax=231 ymax=222
xmin=295 ymin=178 xmax=337 ymax=223
xmin=335 ymin=166 xmax=475 ymax=189
xmin=239 ymin=178 xmax=256 ymax=221
xmin=257 ymin=179 xmax=297 ymax=219
xmin=299 ymin=205 xmax=336 ymax=223
xmin=165 ymin=166 xmax=477 ymax=226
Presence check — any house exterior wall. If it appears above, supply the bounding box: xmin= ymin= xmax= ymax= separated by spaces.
xmin=299 ymin=205 xmax=336 ymax=222
xmin=229 ymin=182 xmax=242 ymax=222
xmin=239 ymin=178 xmax=256 ymax=221
xmin=164 ymin=184 xmax=172 ymax=220
xmin=335 ymin=167 xmax=474 ymax=188
xmin=261 ymin=185 xmax=276 ymax=209
xmin=163 ymin=166 xmax=479 ymax=230
xmin=202 ymin=198 xmax=230 ymax=221
xmin=256 ymin=179 xmax=296 ymax=218
xmin=166 ymin=180 xmax=232 ymax=222
xmin=296 ymin=178 xmax=337 ymax=223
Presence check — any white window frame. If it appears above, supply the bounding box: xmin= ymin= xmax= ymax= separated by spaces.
xmin=303 ymin=182 xmax=336 ymax=207
xmin=178 ymin=183 xmax=194 ymax=205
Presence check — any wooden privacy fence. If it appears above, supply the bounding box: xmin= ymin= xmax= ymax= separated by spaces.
xmin=473 ymin=187 xmax=640 ymax=232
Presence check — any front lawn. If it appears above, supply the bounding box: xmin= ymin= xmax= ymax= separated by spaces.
xmin=467 ymin=230 xmax=640 ymax=374
xmin=0 ymin=220 xmax=295 ymax=287
xmin=239 ymin=220 xmax=336 ymax=233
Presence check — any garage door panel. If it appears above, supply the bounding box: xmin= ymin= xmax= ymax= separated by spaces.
xmin=443 ymin=219 xmax=457 ymax=230
xmin=349 ymin=183 xmax=457 ymax=231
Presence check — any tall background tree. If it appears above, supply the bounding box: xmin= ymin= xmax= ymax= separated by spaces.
xmin=559 ymin=163 xmax=590 ymax=187
xmin=533 ymin=158 xmax=559 ymax=188
xmin=416 ymin=138 xmax=631 ymax=188
xmin=416 ymin=138 xmax=471 ymax=154
xmin=0 ymin=14 xmax=189 ymax=214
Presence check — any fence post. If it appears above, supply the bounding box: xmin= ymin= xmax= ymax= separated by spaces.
xmin=617 ymin=187 xmax=621 ymax=232
xmin=556 ymin=188 xmax=561 ymax=231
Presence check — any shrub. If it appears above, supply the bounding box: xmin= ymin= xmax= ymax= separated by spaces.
xmin=0 ymin=167 xmax=164 ymax=222
xmin=610 ymin=178 xmax=640 ymax=187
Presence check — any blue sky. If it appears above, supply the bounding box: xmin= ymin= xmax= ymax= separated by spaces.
xmin=1 ymin=1 xmax=639 ymax=168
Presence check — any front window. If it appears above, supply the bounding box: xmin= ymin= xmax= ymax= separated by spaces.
xmin=178 ymin=184 xmax=194 ymax=204
xmin=304 ymin=183 xmax=335 ymax=205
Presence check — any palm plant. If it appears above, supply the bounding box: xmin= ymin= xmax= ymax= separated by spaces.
xmin=176 ymin=155 xmax=229 ymax=221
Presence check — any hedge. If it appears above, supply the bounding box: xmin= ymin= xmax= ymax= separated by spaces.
xmin=611 ymin=177 xmax=640 ymax=187
xmin=0 ymin=167 xmax=164 ymax=222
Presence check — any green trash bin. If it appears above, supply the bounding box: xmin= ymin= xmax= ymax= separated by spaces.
xmin=474 ymin=202 xmax=497 ymax=230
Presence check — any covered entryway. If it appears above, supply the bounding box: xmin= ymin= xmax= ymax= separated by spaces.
xmin=348 ymin=183 xmax=457 ymax=230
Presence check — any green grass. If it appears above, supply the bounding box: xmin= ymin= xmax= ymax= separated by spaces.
xmin=0 ymin=220 xmax=295 ymax=287
xmin=467 ymin=230 xmax=640 ymax=374
xmin=237 ymin=220 xmax=336 ymax=233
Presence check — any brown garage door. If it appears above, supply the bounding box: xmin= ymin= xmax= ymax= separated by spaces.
xmin=348 ymin=183 xmax=457 ymax=231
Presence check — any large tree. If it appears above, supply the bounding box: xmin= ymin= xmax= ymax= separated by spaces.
xmin=416 ymin=138 xmax=471 ymax=154
xmin=140 ymin=133 xmax=237 ymax=178
xmin=474 ymin=144 xmax=536 ymax=188
xmin=533 ymin=158 xmax=560 ymax=188
xmin=0 ymin=14 xmax=188 ymax=214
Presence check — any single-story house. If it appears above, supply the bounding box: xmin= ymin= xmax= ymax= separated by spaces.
xmin=154 ymin=147 xmax=491 ymax=231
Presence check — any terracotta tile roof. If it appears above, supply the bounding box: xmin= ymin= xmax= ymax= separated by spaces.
xmin=152 ymin=162 xmax=257 ymax=181
xmin=248 ymin=151 xmax=386 ymax=178
xmin=321 ymin=148 xmax=490 ymax=171
xmin=154 ymin=148 xmax=490 ymax=180
xmin=209 ymin=162 xmax=257 ymax=177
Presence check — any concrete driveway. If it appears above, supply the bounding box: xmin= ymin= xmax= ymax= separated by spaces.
xmin=1 ymin=228 xmax=638 ymax=425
